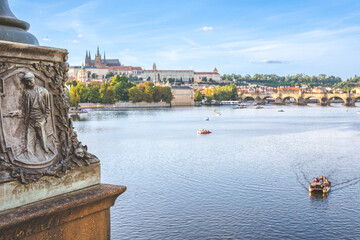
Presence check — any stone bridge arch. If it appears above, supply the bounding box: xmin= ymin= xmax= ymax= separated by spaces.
xmin=243 ymin=96 xmax=255 ymax=102
xmin=282 ymin=95 xmax=299 ymax=104
xmin=262 ymin=95 xmax=275 ymax=104
xmin=304 ymin=95 xmax=321 ymax=105
xmin=327 ymin=95 xmax=347 ymax=105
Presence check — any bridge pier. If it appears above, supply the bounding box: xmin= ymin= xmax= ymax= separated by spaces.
xmin=347 ymin=97 xmax=355 ymax=106
xmin=255 ymin=96 xmax=265 ymax=105
xmin=297 ymin=97 xmax=306 ymax=105
xmin=275 ymin=97 xmax=284 ymax=105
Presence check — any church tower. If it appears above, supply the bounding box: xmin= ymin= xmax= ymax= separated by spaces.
xmin=94 ymin=46 xmax=102 ymax=68
xmin=153 ymin=63 xmax=157 ymax=83
xmin=85 ymin=50 xmax=91 ymax=67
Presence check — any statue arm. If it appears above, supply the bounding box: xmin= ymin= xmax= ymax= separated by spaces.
xmin=44 ymin=90 xmax=51 ymax=118
xmin=6 ymin=93 xmax=26 ymax=118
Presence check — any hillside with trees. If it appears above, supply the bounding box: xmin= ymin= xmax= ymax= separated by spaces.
xmin=67 ymin=75 xmax=172 ymax=107
xmin=221 ymin=74 xmax=343 ymax=88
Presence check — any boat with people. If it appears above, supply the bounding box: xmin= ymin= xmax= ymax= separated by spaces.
xmin=278 ymin=109 xmax=285 ymax=112
xmin=238 ymin=103 xmax=247 ymax=108
xmin=69 ymin=107 xmax=88 ymax=114
xmin=255 ymin=106 xmax=263 ymax=109
xmin=205 ymin=116 xmax=209 ymax=121
xmin=309 ymin=176 xmax=331 ymax=194
xmin=197 ymin=129 xmax=212 ymax=135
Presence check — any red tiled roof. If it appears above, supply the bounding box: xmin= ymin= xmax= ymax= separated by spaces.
xmin=106 ymin=66 xmax=132 ymax=70
xmin=194 ymin=72 xmax=220 ymax=75
xmin=144 ymin=70 xmax=194 ymax=73
xmin=131 ymin=67 xmax=143 ymax=70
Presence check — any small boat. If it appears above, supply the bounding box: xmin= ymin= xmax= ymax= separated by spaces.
xmin=238 ymin=103 xmax=247 ymax=109
xmin=215 ymin=112 xmax=221 ymax=116
xmin=278 ymin=109 xmax=284 ymax=112
xmin=309 ymin=177 xmax=331 ymax=194
xmin=69 ymin=107 xmax=88 ymax=114
xmin=197 ymin=129 xmax=212 ymax=135
xmin=357 ymin=111 xmax=360 ymax=114
xmin=205 ymin=116 xmax=209 ymax=121
xmin=255 ymin=106 xmax=263 ymax=109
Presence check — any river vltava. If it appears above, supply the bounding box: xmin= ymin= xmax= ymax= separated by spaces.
xmin=72 ymin=105 xmax=360 ymax=239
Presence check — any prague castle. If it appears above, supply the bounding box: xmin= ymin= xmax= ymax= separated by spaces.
xmin=85 ymin=47 xmax=121 ymax=68
xmin=69 ymin=47 xmax=221 ymax=84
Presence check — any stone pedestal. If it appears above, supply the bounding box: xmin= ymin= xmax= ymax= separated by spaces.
xmin=0 ymin=184 xmax=126 ymax=240
xmin=0 ymin=41 xmax=126 ymax=239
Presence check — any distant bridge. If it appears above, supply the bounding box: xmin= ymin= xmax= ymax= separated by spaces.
xmin=239 ymin=92 xmax=360 ymax=106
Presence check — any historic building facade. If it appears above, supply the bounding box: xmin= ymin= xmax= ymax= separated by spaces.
xmin=194 ymin=68 xmax=221 ymax=83
xmin=139 ymin=64 xmax=220 ymax=84
xmin=85 ymin=47 xmax=121 ymax=68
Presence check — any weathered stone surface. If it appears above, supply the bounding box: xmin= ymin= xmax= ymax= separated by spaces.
xmin=0 ymin=40 xmax=101 ymax=213
xmin=0 ymin=184 xmax=126 ymax=240
xmin=0 ymin=41 xmax=99 ymax=186
xmin=0 ymin=163 xmax=100 ymax=211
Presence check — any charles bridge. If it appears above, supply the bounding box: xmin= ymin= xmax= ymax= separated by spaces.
xmin=239 ymin=92 xmax=360 ymax=106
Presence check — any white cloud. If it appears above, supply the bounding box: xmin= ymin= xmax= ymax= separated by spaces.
xmin=72 ymin=40 xmax=80 ymax=44
xmin=78 ymin=34 xmax=83 ymax=38
xmin=199 ymin=26 xmax=213 ymax=31
xmin=249 ymin=60 xmax=286 ymax=64
xmin=42 ymin=37 xmax=51 ymax=42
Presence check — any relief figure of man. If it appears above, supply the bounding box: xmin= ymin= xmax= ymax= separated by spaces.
xmin=8 ymin=72 xmax=51 ymax=161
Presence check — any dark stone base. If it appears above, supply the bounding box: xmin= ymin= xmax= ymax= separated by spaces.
xmin=0 ymin=184 xmax=126 ymax=240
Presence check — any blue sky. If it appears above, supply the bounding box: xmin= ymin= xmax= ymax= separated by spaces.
xmin=10 ymin=0 xmax=360 ymax=79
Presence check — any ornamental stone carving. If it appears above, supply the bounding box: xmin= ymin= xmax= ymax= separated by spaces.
xmin=0 ymin=48 xmax=99 ymax=184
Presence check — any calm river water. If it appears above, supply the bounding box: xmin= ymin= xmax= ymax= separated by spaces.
xmin=72 ymin=105 xmax=360 ymax=239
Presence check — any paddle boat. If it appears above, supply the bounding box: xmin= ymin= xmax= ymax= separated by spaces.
xmin=278 ymin=109 xmax=285 ymax=112
xmin=197 ymin=129 xmax=212 ymax=135
xmin=205 ymin=116 xmax=209 ymax=121
xmin=309 ymin=176 xmax=331 ymax=194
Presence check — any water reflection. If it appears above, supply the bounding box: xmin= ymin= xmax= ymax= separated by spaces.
xmin=309 ymin=191 xmax=329 ymax=199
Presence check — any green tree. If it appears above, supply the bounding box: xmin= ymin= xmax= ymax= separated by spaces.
xmin=128 ymin=86 xmax=143 ymax=102
xmin=88 ymin=83 xmax=101 ymax=103
xmin=205 ymin=88 xmax=213 ymax=102
xmin=70 ymin=85 xmax=80 ymax=107
xmin=143 ymin=81 xmax=155 ymax=102
xmin=194 ymin=90 xmax=203 ymax=101
xmin=77 ymin=82 xmax=90 ymax=102
xmin=159 ymin=86 xmax=173 ymax=103
xmin=91 ymin=73 xmax=99 ymax=79
xmin=99 ymin=81 xmax=115 ymax=104
xmin=106 ymin=72 xmax=115 ymax=79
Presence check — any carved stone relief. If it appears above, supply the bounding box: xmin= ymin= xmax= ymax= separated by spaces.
xmin=0 ymin=57 xmax=99 ymax=184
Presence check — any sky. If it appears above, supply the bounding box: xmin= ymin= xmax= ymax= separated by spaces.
xmin=9 ymin=0 xmax=360 ymax=79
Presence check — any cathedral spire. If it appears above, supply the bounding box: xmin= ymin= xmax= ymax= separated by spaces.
xmin=104 ymin=51 xmax=106 ymax=60
xmin=96 ymin=46 xmax=100 ymax=57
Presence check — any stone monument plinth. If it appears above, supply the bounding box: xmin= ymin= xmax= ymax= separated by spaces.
xmin=0 ymin=1 xmax=126 ymax=239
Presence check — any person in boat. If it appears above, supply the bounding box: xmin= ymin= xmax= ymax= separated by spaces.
xmin=324 ymin=177 xmax=328 ymax=183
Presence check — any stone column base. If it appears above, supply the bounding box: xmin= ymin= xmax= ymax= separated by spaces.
xmin=0 ymin=184 xmax=126 ymax=240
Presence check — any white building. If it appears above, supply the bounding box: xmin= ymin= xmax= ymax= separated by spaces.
xmin=68 ymin=66 xmax=143 ymax=81
xmin=194 ymin=68 xmax=221 ymax=83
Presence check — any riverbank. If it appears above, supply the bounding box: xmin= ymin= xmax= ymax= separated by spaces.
xmin=79 ymin=102 xmax=170 ymax=109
